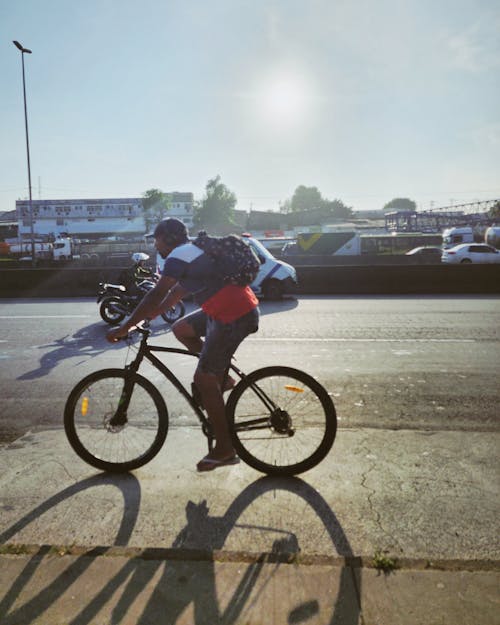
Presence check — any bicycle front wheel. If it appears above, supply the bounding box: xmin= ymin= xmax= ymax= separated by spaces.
xmin=226 ymin=367 xmax=337 ymax=476
xmin=64 ymin=368 xmax=168 ymax=472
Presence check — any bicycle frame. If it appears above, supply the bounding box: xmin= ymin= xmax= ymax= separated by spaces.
xmin=120 ymin=329 xmax=248 ymax=448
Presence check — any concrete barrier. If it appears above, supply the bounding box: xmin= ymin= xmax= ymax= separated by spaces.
xmin=0 ymin=264 xmax=499 ymax=297
xmin=296 ymin=264 xmax=500 ymax=295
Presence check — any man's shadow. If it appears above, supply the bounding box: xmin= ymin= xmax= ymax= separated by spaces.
xmin=137 ymin=476 xmax=361 ymax=625
xmin=17 ymin=321 xmax=122 ymax=380
xmin=0 ymin=475 xmax=360 ymax=625
xmin=16 ymin=295 xmax=296 ymax=381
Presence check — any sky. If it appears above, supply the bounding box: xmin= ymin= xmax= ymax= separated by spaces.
xmin=1 ymin=0 xmax=499 ymax=215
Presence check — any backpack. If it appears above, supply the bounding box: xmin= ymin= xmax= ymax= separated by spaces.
xmin=193 ymin=231 xmax=262 ymax=286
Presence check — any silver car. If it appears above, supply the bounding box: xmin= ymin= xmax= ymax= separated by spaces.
xmin=441 ymin=243 xmax=500 ymax=264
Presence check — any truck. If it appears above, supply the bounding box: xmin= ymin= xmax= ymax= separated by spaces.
xmin=77 ymin=240 xmax=151 ymax=265
xmin=0 ymin=237 xmax=79 ymax=263
xmin=442 ymin=227 xmax=475 ymax=249
xmin=51 ymin=237 xmax=79 ymax=260
xmin=485 ymin=226 xmax=500 ymax=250
xmin=2 ymin=240 xmax=54 ymax=261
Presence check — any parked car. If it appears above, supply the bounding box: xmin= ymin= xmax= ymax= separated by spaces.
xmin=441 ymin=244 xmax=500 ymax=264
xmin=405 ymin=246 xmax=443 ymax=262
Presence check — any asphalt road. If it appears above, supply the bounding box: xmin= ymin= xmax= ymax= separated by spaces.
xmin=0 ymin=295 xmax=499 ymax=442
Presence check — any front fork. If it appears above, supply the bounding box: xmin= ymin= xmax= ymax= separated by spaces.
xmin=108 ymin=366 xmax=136 ymax=427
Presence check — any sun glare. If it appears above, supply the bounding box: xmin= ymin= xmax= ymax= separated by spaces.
xmin=256 ymin=72 xmax=312 ymax=130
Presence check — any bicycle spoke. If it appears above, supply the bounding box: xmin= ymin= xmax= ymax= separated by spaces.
xmin=228 ymin=367 xmax=336 ymax=475
xmin=65 ymin=369 xmax=168 ymax=472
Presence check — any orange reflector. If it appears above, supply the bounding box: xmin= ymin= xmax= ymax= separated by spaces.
xmin=284 ymin=385 xmax=304 ymax=393
xmin=81 ymin=397 xmax=89 ymax=416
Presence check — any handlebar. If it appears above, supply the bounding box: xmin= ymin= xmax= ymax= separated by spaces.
xmin=134 ymin=320 xmax=151 ymax=336
xmin=109 ymin=319 xmax=151 ymax=343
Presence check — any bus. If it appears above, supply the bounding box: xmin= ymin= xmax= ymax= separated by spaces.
xmin=287 ymin=231 xmax=443 ymax=256
xmin=360 ymin=232 xmax=442 ymax=255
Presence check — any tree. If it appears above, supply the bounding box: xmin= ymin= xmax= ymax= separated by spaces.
xmin=383 ymin=198 xmax=417 ymax=212
xmin=322 ymin=199 xmax=353 ymax=221
xmin=142 ymin=189 xmax=171 ymax=232
xmin=290 ymin=186 xmax=325 ymax=212
xmin=193 ymin=176 xmax=237 ymax=231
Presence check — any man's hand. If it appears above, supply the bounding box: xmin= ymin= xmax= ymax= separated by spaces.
xmin=106 ymin=324 xmax=130 ymax=343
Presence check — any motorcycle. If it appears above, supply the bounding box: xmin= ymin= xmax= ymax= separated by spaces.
xmin=97 ymin=279 xmax=185 ymax=325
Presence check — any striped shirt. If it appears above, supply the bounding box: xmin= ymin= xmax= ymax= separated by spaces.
xmin=162 ymin=242 xmax=258 ymax=323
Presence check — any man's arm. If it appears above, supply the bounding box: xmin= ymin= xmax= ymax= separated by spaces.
xmin=106 ymin=274 xmax=177 ymax=342
xmin=158 ymin=283 xmax=190 ymax=311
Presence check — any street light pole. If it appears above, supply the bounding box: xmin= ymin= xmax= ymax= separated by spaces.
xmin=13 ymin=40 xmax=36 ymax=266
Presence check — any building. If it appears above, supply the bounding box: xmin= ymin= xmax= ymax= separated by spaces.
xmin=15 ymin=193 xmax=194 ymax=241
xmin=0 ymin=209 xmax=18 ymax=241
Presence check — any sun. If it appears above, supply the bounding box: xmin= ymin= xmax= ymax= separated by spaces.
xmin=256 ymin=71 xmax=311 ymax=129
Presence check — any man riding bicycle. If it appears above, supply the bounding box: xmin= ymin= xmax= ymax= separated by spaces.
xmin=106 ymin=218 xmax=259 ymax=472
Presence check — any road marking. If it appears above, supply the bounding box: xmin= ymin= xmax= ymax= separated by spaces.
xmin=0 ymin=315 xmax=92 ymax=319
xmin=247 ymin=337 xmax=476 ymax=342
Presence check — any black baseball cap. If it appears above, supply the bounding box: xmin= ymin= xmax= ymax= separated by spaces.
xmin=148 ymin=218 xmax=188 ymax=245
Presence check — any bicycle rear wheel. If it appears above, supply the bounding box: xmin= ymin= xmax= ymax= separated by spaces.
xmin=226 ymin=366 xmax=336 ymax=476
xmin=64 ymin=368 xmax=168 ymax=472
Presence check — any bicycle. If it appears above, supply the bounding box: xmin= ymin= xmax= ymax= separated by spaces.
xmin=64 ymin=323 xmax=337 ymax=476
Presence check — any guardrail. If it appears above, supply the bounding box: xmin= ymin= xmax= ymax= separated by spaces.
xmin=0 ymin=264 xmax=499 ymax=297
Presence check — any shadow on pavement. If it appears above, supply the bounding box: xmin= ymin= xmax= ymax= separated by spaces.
xmin=15 ymin=297 xmax=297 ymax=381
xmin=0 ymin=474 xmax=360 ymax=624
xmin=258 ymin=296 xmax=299 ymax=316
xmin=17 ymin=322 xmax=111 ymax=380
xmin=0 ymin=473 xmax=141 ymax=624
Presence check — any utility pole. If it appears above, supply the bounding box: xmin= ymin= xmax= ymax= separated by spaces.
xmin=13 ymin=40 xmax=36 ymax=266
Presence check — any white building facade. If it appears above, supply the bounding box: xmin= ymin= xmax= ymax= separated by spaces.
xmin=15 ymin=193 xmax=194 ymax=240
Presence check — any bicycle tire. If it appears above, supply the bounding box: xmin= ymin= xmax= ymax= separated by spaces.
xmin=99 ymin=297 xmax=126 ymax=325
xmin=161 ymin=300 xmax=186 ymax=324
xmin=226 ymin=366 xmax=336 ymax=476
xmin=64 ymin=368 xmax=168 ymax=472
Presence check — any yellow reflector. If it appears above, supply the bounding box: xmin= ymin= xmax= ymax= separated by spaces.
xmin=284 ymin=385 xmax=304 ymax=393
xmin=81 ymin=397 xmax=89 ymax=416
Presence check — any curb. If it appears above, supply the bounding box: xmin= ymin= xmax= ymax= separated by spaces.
xmin=1 ymin=543 xmax=499 ymax=572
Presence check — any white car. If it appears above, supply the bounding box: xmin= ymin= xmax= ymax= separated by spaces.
xmin=242 ymin=235 xmax=298 ymax=299
xmin=441 ymin=243 xmax=500 ymax=264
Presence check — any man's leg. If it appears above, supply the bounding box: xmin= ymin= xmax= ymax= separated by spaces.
xmin=195 ymin=311 xmax=259 ymax=469
xmin=173 ymin=313 xmax=235 ymax=392
xmin=194 ymin=368 xmax=234 ymax=460
xmin=172 ymin=318 xmax=203 ymax=353
xmin=172 ymin=310 xmax=206 ymax=353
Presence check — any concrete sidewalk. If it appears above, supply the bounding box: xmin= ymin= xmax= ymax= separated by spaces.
xmin=0 ymin=426 xmax=499 ymax=624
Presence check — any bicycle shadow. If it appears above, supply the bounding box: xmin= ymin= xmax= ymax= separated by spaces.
xmin=0 ymin=475 xmax=361 ymax=625
xmin=0 ymin=473 xmax=141 ymax=624
xmin=137 ymin=476 xmax=361 ymax=625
